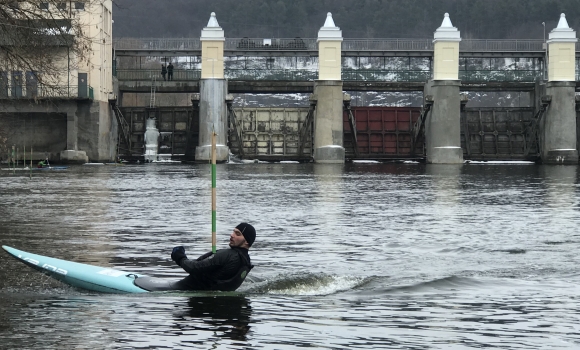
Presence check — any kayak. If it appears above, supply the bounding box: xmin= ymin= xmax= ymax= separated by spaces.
xmin=1 ymin=166 xmax=68 ymax=171
xmin=2 ymin=245 xmax=181 ymax=293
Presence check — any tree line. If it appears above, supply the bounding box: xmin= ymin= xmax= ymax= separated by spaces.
xmin=112 ymin=0 xmax=580 ymax=39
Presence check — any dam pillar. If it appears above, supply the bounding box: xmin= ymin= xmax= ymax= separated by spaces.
xmin=195 ymin=12 xmax=229 ymax=162
xmin=425 ymin=13 xmax=463 ymax=164
xmin=60 ymin=105 xmax=88 ymax=164
xmin=313 ymin=13 xmax=345 ymax=163
xmin=541 ymin=13 xmax=578 ymax=164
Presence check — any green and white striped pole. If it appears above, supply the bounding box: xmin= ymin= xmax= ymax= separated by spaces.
xmin=11 ymin=145 xmax=15 ymax=174
xmin=211 ymin=130 xmax=217 ymax=254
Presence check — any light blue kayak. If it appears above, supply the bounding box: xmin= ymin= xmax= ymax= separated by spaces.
xmin=3 ymin=246 xmax=250 ymax=295
xmin=2 ymin=245 xmax=158 ymax=293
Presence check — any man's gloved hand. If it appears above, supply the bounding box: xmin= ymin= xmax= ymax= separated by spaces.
xmin=171 ymin=246 xmax=187 ymax=265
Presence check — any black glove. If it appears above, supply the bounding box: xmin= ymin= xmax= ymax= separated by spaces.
xmin=171 ymin=246 xmax=187 ymax=265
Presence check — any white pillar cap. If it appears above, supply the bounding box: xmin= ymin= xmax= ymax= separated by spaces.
xmin=433 ymin=13 xmax=461 ymax=43
xmin=201 ymin=12 xmax=225 ymax=41
xmin=318 ymin=12 xmax=343 ymax=42
xmin=548 ymin=13 xmax=577 ymax=43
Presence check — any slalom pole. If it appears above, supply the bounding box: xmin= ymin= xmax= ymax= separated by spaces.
xmin=30 ymin=147 xmax=32 ymax=179
xmin=211 ymin=129 xmax=217 ymax=254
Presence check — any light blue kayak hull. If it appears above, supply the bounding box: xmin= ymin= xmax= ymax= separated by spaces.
xmin=2 ymin=245 xmax=148 ymax=293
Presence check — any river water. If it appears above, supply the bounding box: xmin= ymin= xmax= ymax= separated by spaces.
xmin=0 ymin=162 xmax=579 ymax=349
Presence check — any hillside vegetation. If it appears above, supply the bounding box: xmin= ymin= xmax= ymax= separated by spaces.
xmin=112 ymin=0 xmax=580 ymax=39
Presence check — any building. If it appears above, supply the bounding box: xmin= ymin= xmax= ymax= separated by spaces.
xmin=0 ymin=0 xmax=115 ymax=163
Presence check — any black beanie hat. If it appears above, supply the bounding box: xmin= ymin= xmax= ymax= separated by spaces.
xmin=236 ymin=223 xmax=256 ymax=247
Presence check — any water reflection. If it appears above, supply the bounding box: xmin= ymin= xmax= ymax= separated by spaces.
xmin=314 ymin=164 xmax=345 ymax=256
xmin=426 ymin=164 xmax=461 ymax=210
xmin=542 ymin=165 xmax=577 ymax=208
xmin=180 ymin=296 xmax=252 ymax=341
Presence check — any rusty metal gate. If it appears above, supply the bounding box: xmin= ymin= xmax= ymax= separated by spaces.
xmin=461 ymin=108 xmax=539 ymax=161
xmin=228 ymin=107 xmax=313 ymax=161
xmin=344 ymin=107 xmax=423 ymax=160
xmin=118 ymin=107 xmax=198 ymax=160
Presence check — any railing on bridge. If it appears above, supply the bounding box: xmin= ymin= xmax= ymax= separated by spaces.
xmin=114 ymin=38 xmax=201 ymax=51
xmin=225 ymin=38 xmax=317 ymax=51
xmin=0 ymin=84 xmax=94 ymax=99
xmin=459 ymin=40 xmax=544 ymax=52
xmin=114 ymin=38 xmax=578 ymax=53
xmin=342 ymin=39 xmax=433 ymax=51
xmin=116 ymin=69 xmax=201 ymax=81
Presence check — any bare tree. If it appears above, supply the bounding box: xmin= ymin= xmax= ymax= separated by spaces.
xmin=0 ymin=0 xmax=96 ymax=95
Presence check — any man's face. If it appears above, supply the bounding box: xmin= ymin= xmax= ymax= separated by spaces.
xmin=229 ymin=227 xmax=247 ymax=248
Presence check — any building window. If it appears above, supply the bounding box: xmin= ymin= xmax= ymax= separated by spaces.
xmin=74 ymin=2 xmax=85 ymax=10
xmin=39 ymin=2 xmax=49 ymax=10
xmin=57 ymin=2 xmax=67 ymax=10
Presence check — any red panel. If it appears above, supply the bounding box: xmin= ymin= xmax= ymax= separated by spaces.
xmin=344 ymin=107 xmax=423 ymax=157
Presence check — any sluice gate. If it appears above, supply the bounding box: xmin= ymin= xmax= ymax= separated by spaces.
xmin=343 ymin=107 xmax=424 ymax=160
xmin=117 ymin=107 xmax=199 ymax=160
xmin=228 ymin=107 xmax=313 ymax=161
xmin=460 ymin=108 xmax=540 ymax=161
xmin=114 ymin=106 xmax=548 ymax=162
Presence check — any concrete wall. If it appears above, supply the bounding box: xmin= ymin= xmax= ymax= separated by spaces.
xmin=0 ymin=99 xmax=115 ymax=163
xmin=78 ymin=100 xmax=117 ymax=161
xmin=80 ymin=0 xmax=114 ymax=102
xmin=0 ymin=112 xmax=67 ymax=162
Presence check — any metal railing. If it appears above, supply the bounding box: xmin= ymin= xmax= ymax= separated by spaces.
xmin=113 ymin=38 xmax=579 ymax=53
xmin=226 ymin=38 xmax=317 ymax=51
xmin=113 ymin=38 xmax=201 ymax=50
xmin=460 ymin=40 xmax=544 ymax=52
xmin=342 ymin=39 xmax=434 ymax=51
xmin=116 ymin=69 xmax=201 ymax=81
xmin=459 ymin=70 xmax=542 ymax=82
xmin=0 ymin=84 xmax=93 ymax=99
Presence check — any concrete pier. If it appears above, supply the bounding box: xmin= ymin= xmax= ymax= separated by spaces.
xmin=540 ymin=14 xmax=578 ymax=164
xmin=195 ymin=12 xmax=229 ymax=162
xmin=313 ymin=80 xmax=345 ymax=163
xmin=425 ymin=13 xmax=463 ymax=164
xmin=61 ymin=106 xmax=89 ymax=164
xmin=425 ymin=80 xmax=463 ymax=163
xmin=313 ymin=13 xmax=345 ymax=163
xmin=195 ymin=79 xmax=229 ymax=161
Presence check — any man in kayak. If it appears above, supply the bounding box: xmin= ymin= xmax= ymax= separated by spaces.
xmin=170 ymin=222 xmax=255 ymax=291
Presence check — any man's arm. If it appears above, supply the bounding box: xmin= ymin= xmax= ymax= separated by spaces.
xmin=172 ymin=249 xmax=227 ymax=274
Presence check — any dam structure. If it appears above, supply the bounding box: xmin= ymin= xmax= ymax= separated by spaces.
xmin=2 ymin=9 xmax=579 ymax=164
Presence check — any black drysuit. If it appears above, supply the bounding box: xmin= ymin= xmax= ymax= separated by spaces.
xmin=173 ymin=247 xmax=252 ymax=291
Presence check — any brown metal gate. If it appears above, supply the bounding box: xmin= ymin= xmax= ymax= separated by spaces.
xmin=344 ymin=107 xmax=423 ymax=159
xmin=461 ymin=108 xmax=538 ymax=160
